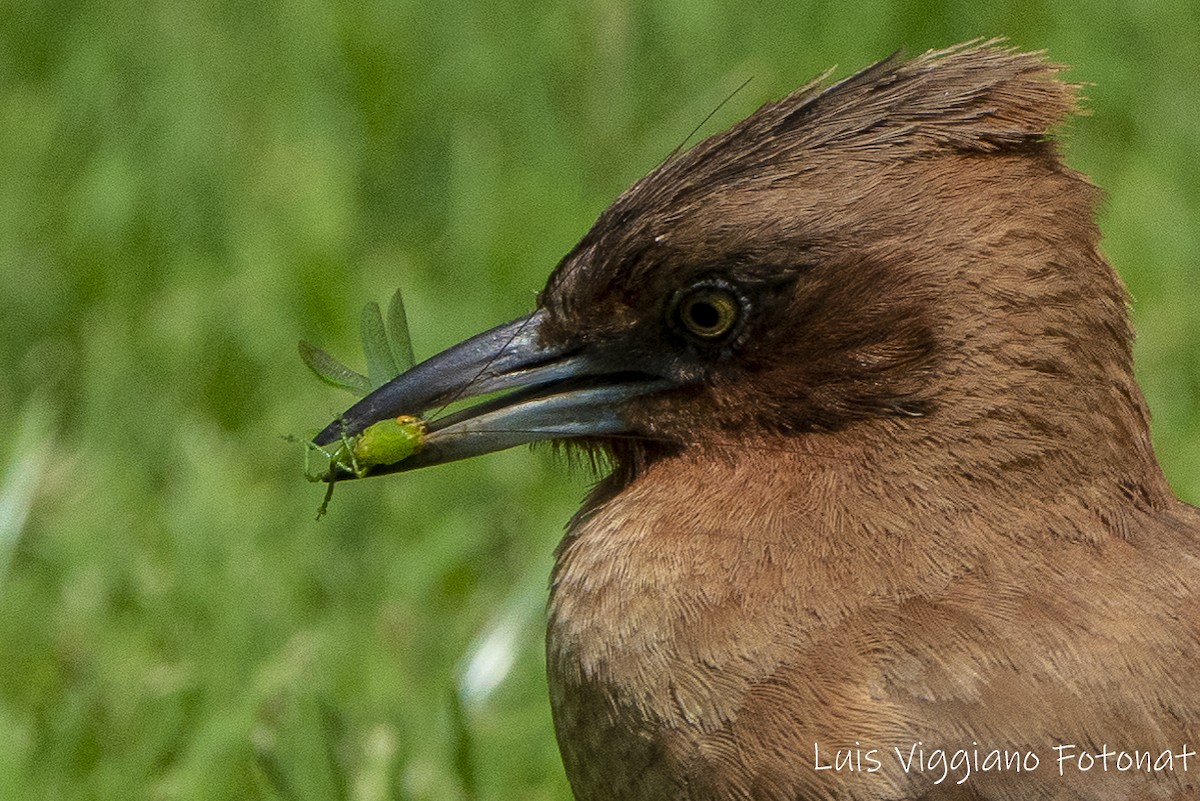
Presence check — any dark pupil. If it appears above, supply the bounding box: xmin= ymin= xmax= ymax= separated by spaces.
xmin=688 ymin=299 xmax=721 ymax=330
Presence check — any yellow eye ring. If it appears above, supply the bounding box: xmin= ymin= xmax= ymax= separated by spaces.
xmin=676 ymin=285 xmax=742 ymax=341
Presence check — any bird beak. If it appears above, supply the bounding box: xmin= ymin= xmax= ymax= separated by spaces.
xmin=312 ymin=309 xmax=671 ymax=477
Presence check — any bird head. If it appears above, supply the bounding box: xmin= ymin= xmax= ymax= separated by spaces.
xmin=314 ymin=41 xmax=1163 ymax=498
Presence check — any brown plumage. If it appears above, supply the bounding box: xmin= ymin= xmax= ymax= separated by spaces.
xmin=318 ymin=41 xmax=1200 ymax=800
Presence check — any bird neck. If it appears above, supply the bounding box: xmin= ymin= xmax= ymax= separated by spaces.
xmin=555 ymin=408 xmax=1173 ymax=619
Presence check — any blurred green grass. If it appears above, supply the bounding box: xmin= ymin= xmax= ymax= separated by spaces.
xmin=1 ymin=1 xmax=1198 ymax=799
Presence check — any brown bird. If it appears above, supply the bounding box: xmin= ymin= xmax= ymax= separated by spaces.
xmin=315 ymin=42 xmax=1200 ymax=800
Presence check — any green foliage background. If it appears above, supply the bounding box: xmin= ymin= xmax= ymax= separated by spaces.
xmin=2 ymin=1 xmax=1198 ymax=798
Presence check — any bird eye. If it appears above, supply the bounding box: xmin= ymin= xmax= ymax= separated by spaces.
xmin=671 ymin=282 xmax=745 ymax=343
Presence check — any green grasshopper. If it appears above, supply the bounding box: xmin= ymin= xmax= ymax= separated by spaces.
xmin=299 ymin=288 xmax=425 ymax=517
xmin=302 ymin=415 xmax=425 ymax=481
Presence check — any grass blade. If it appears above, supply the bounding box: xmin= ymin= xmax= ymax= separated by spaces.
xmin=251 ymin=732 xmax=302 ymax=801
xmin=448 ymin=689 xmax=478 ymax=800
xmin=0 ymin=396 xmax=53 ymax=590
